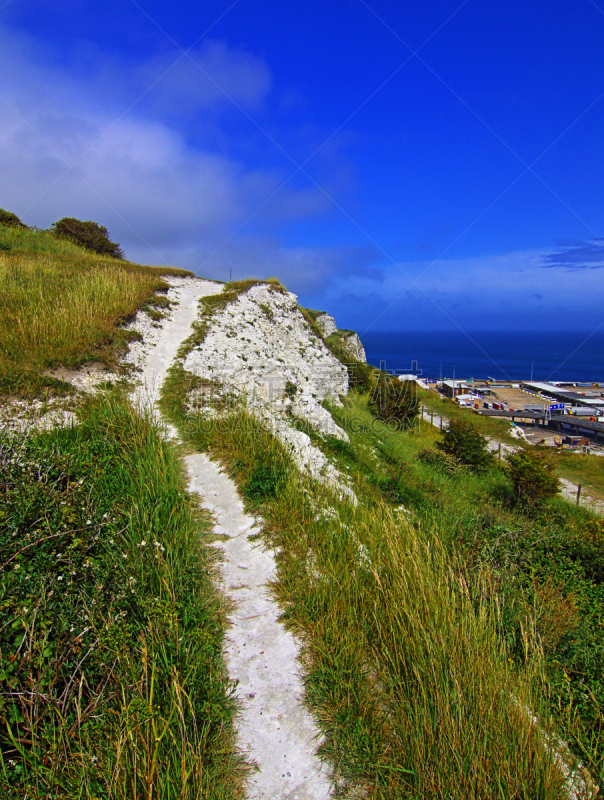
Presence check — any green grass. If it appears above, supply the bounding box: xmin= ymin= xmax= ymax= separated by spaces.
xmin=162 ymin=363 xmax=583 ymax=798
xmin=163 ymin=281 xmax=603 ymax=793
xmin=0 ymin=225 xmax=192 ymax=398
xmin=328 ymin=394 xmax=604 ymax=785
xmin=0 ymin=395 xmax=246 ymax=799
xmin=417 ymin=386 xmax=516 ymax=440
xmin=550 ymin=450 xmax=604 ymax=502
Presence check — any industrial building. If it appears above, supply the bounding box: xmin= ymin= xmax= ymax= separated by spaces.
xmin=440 ymin=380 xmax=495 ymax=400
xmin=520 ymin=382 xmax=604 ymax=412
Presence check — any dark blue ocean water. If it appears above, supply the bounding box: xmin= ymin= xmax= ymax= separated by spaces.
xmin=361 ymin=330 xmax=604 ymax=383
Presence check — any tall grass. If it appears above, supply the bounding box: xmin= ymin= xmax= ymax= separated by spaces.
xmin=0 ymin=225 xmax=192 ymax=396
xmin=329 ymin=394 xmax=604 ymax=785
xmin=0 ymin=225 xmax=189 ymax=272
xmin=0 ymin=257 xmax=160 ymax=367
xmin=0 ymin=395 xmax=247 ymax=798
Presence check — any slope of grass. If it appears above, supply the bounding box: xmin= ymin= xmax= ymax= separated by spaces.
xmin=0 ymin=226 xmax=192 ymax=397
xmin=550 ymin=450 xmax=604 ymax=502
xmin=328 ymin=394 xmax=604 ymax=785
xmin=0 ymin=394 xmax=246 ymax=799
xmin=416 ymin=386 xmax=514 ymax=439
xmin=162 ymin=365 xmax=579 ymax=798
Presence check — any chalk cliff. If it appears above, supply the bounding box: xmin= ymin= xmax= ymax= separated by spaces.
xmin=182 ymin=283 xmax=359 ymax=496
xmin=313 ymin=312 xmax=367 ymax=364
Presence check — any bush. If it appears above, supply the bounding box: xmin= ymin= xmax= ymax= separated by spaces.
xmin=51 ymin=217 xmax=124 ymax=259
xmin=417 ymin=445 xmax=467 ymax=476
xmin=506 ymin=449 xmax=560 ymax=507
xmin=368 ymin=375 xmax=418 ymax=427
xmin=346 ymin=360 xmax=375 ymax=393
xmin=0 ymin=208 xmax=27 ymax=228
xmin=437 ymin=418 xmax=492 ymax=471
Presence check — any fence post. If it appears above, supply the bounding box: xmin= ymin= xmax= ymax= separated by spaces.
xmin=498 ymin=442 xmax=501 ymax=460
xmin=576 ymin=484 xmax=582 ymax=506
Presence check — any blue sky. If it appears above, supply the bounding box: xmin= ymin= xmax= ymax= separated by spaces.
xmin=1 ymin=0 xmax=604 ymax=333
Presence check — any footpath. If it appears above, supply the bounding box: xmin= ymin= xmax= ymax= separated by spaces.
xmin=134 ymin=278 xmax=331 ymax=800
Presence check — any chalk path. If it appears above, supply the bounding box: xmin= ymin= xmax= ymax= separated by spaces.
xmin=135 ymin=278 xmax=332 ymax=800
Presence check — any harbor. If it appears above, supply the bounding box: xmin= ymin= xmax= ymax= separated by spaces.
xmin=423 ymin=378 xmax=604 ymax=449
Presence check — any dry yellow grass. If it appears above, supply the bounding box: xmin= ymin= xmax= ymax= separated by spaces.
xmin=0 ymin=226 xmax=192 ymax=394
xmin=0 ymin=256 xmax=160 ymax=367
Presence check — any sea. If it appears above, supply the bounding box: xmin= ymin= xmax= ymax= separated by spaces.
xmin=361 ymin=330 xmax=604 ymax=383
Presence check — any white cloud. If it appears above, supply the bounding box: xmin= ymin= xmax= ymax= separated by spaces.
xmin=2 ymin=22 xmax=597 ymax=332
xmin=0 ymin=24 xmax=333 ymax=268
xmin=129 ymin=235 xmax=380 ymax=292
xmin=138 ymin=39 xmax=273 ymax=114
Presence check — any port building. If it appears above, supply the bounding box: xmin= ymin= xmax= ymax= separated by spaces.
xmin=521 ymin=382 xmax=604 ymax=411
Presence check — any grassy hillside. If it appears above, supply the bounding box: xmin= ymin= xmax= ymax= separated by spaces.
xmin=2 ymin=239 xmax=602 ymax=796
xmin=328 ymin=394 xmax=604 ymax=786
xmin=163 ymin=308 xmax=602 ymax=796
xmin=0 ymin=224 xmax=245 ymax=797
xmin=0 ymin=224 xmax=191 ymax=397
xmin=0 ymin=397 xmax=245 ymax=798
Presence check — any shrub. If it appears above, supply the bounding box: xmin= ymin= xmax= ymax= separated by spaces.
xmin=417 ymin=445 xmax=467 ymax=476
xmin=506 ymin=449 xmax=560 ymax=507
xmin=346 ymin=360 xmax=375 ymax=393
xmin=51 ymin=217 xmax=124 ymax=259
xmin=378 ymin=475 xmax=405 ymax=503
xmin=368 ymin=375 xmax=418 ymax=428
xmin=437 ymin=418 xmax=492 ymax=471
xmin=0 ymin=208 xmax=27 ymax=228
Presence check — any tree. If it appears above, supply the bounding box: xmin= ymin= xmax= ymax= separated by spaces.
xmin=368 ymin=374 xmax=419 ymax=428
xmin=437 ymin=418 xmax=492 ymax=471
xmin=51 ymin=217 xmax=124 ymax=259
xmin=506 ymin=450 xmax=560 ymax=507
xmin=0 ymin=209 xmax=27 ymax=229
